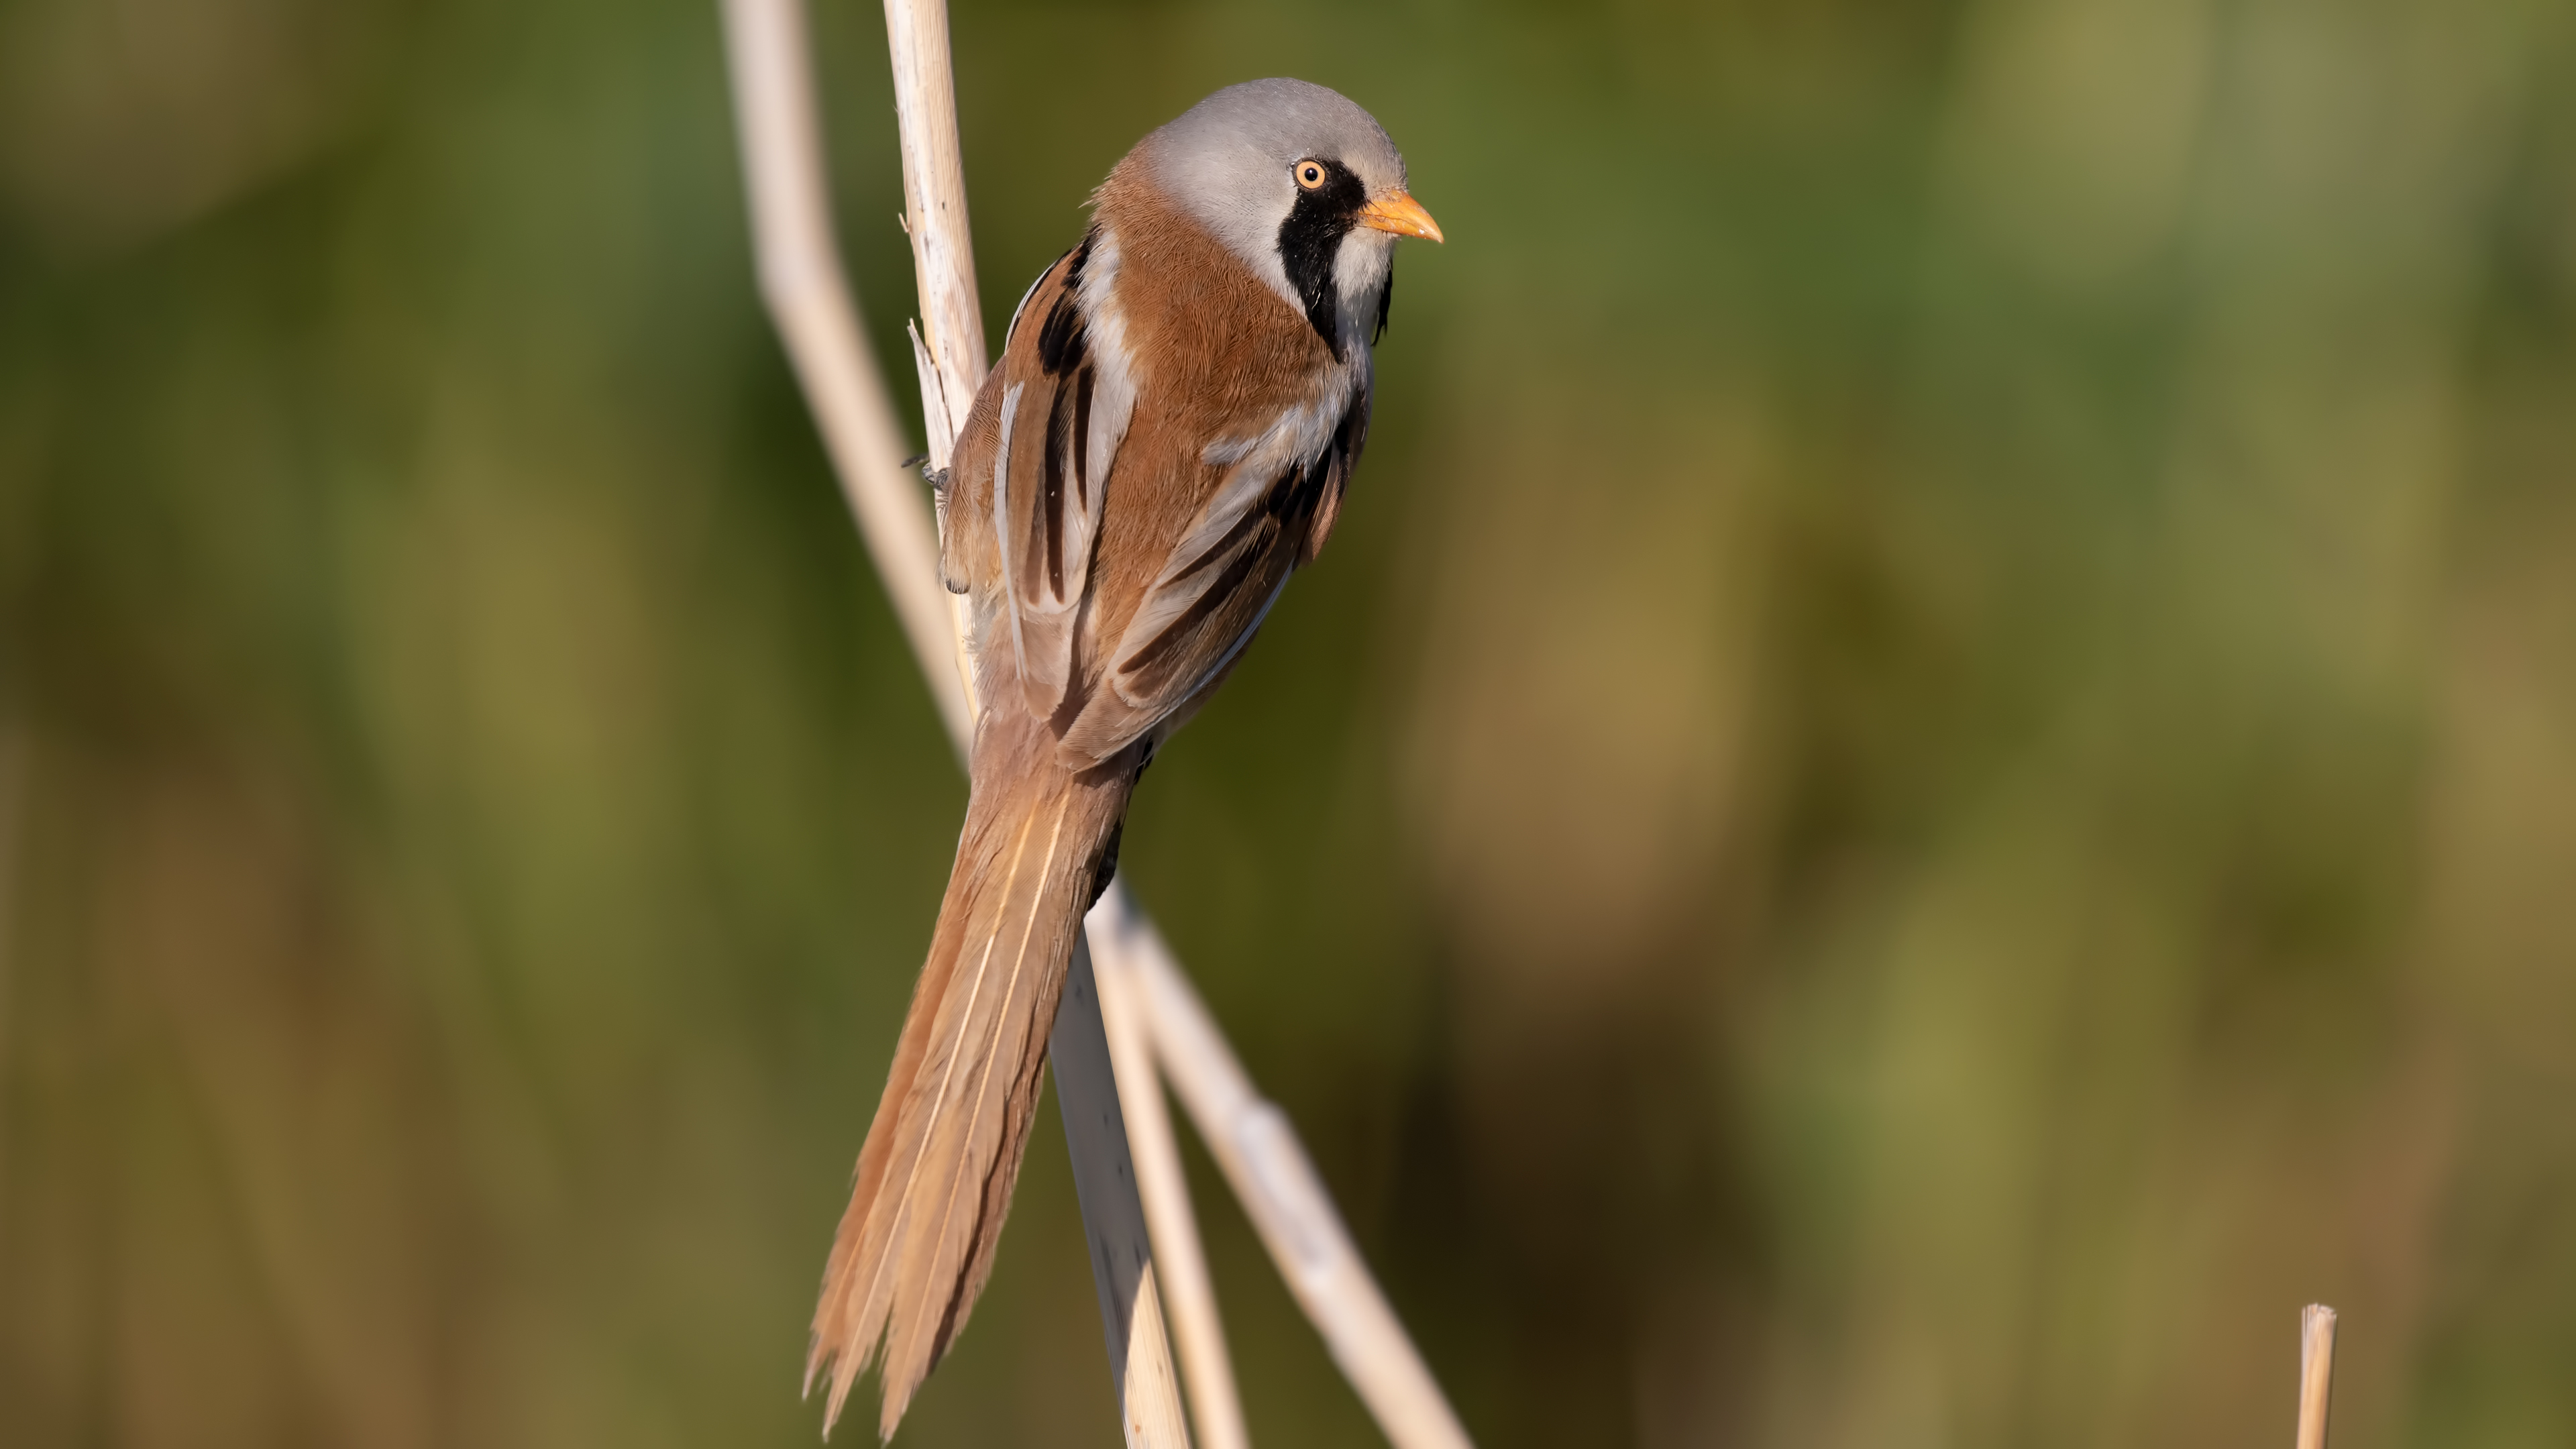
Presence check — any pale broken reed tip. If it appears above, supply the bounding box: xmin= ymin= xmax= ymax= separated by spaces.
xmin=2296 ymin=1303 xmax=2337 ymax=1449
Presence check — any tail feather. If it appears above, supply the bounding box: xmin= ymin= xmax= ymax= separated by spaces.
xmin=809 ymin=710 xmax=1134 ymax=1438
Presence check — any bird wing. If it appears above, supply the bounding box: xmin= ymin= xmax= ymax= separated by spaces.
xmin=1057 ymin=379 xmax=1370 ymax=762
xmin=972 ymin=237 xmax=1136 ymax=721
xmin=952 ymin=213 xmax=1373 ymax=767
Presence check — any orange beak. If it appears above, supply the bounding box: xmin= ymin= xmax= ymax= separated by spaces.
xmin=1356 ymin=190 xmax=1445 ymax=243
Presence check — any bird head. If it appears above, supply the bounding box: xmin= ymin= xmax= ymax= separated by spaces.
xmin=1135 ymin=78 xmax=1442 ymax=354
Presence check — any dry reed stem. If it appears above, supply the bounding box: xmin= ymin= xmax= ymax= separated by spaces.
xmin=1088 ymin=905 xmax=1250 ymax=1449
xmin=1090 ymin=890 xmax=1477 ymax=1449
xmin=716 ymin=0 xmax=971 ymax=745
xmin=720 ymin=0 xmax=1185 ymax=1440
xmin=877 ymin=0 xmax=1207 ymax=1438
xmin=2297 ymin=1305 xmax=2337 ymax=1449
xmin=880 ymin=0 xmax=985 ymax=434
xmin=1053 ymin=943 xmax=1194 ymax=1446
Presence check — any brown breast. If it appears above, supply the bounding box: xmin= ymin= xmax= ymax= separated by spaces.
xmin=1076 ymin=165 xmax=1343 ymax=661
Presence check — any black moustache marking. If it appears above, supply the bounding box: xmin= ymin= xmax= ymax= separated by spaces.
xmin=1374 ymin=266 xmax=1393 ymax=345
xmin=1276 ymin=159 xmax=1368 ymax=360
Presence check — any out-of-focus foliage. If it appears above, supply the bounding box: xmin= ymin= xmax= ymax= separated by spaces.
xmin=3 ymin=0 xmax=2573 ymax=1442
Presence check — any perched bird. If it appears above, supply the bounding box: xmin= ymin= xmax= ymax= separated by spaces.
xmin=805 ymin=77 xmax=1441 ymax=1438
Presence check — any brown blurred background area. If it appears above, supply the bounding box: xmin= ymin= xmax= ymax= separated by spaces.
xmin=3 ymin=0 xmax=2574 ymax=1444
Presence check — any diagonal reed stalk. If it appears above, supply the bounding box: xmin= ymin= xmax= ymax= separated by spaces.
xmin=720 ymin=1 xmax=1474 ymax=1444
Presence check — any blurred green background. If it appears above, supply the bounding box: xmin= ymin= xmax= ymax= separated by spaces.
xmin=4 ymin=0 xmax=2574 ymax=1444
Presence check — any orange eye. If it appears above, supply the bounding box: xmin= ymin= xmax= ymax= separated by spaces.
xmin=1294 ymin=160 xmax=1328 ymax=190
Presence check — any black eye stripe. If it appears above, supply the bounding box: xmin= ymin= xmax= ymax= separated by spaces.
xmin=1274 ymin=158 xmax=1369 ymax=358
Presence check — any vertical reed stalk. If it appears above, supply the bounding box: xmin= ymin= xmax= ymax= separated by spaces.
xmin=2297 ymin=1305 xmax=2337 ymax=1449
xmin=718 ymin=1 xmax=1184 ymax=1440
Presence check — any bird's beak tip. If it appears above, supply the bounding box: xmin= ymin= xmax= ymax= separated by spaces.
xmin=1358 ymin=190 xmax=1445 ymax=244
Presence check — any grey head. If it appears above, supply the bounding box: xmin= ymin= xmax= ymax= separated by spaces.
xmin=1132 ymin=78 xmax=1442 ymax=358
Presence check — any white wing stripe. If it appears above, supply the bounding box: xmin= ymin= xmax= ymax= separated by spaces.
xmin=992 ymin=382 xmax=1028 ymax=686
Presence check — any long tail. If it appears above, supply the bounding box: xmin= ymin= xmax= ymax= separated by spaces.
xmin=808 ymin=707 xmax=1134 ymax=1439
